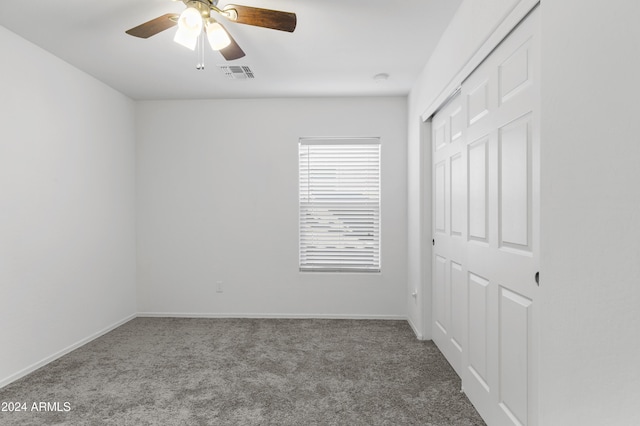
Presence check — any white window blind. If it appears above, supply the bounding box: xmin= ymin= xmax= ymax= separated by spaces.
xmin=299 ymin=138 xmax=381 ymax=272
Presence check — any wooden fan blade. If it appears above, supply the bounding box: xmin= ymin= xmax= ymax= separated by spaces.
xmin=125 ymin=14 xmax=178 ymax=38
xmin=219 ymin=24 xmax=246 ymax=61
xmin=223 ymin=4 xmax=296 ymax=32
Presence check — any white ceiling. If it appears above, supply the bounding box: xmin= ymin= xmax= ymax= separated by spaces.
xmin=0 ymin=0 xmax=462 ymax=100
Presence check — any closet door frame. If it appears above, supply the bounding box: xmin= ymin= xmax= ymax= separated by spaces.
xmin=423 ymin=2 xmax=541 ymax=425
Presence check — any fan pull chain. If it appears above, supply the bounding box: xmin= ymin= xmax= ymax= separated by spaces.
xmin=196 ymin=31 xmax=205 ymax=70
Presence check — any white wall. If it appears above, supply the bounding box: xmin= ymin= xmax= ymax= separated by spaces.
xmin=539 ymin=1 xmax=640 ymax=424
xmin=136 ymin=97 xmax=407 ymax=318
xmin=0 ymin=26 xmax=137 ymax=387
xmin=407 ymin=0 xmax=522 ymax=339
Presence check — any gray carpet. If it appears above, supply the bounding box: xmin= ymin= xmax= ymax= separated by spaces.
xmin=0 ymin=318 xmax=485 ymax=425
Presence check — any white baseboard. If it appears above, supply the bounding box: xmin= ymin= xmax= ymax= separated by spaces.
xmin=407 ymin=317 xmax=426 ymax=340
xmin=137 ymin=312 xmax=407 ymax=321
xmin=0 ymin=313 xmax=136 ymax=389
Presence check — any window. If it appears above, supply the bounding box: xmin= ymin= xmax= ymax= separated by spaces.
xmin=298 ymin=138 xmax=381 ymax=272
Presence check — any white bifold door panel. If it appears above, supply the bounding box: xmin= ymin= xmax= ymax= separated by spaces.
xmin=431 ymin=8 xmax=539 ymax=426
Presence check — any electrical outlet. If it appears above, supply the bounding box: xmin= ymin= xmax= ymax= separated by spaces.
xmin=216 ymin=281 xmax=223 ymax=293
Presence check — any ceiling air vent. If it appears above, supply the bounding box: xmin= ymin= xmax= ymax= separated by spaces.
xmin=218 ymin=65 xmax=255 ymax=79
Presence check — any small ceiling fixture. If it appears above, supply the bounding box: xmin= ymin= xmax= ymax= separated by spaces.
xmin=126 ymin=0 xmax=297 ymax=69
xmin=374 ymin=73 xmax=390 ymax=82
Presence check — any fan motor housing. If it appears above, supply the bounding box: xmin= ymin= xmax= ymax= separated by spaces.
xmin=184 ymin=0 xmax=213 ymax=18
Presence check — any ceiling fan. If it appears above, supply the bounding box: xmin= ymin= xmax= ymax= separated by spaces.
xmin=125 ymin=0 xmax=297 ymax=61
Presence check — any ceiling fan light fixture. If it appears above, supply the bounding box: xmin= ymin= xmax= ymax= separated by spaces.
xmin=178 ymin=7 xmax=202 ymax=32
xmin=126 ymin=2 xmax=296 ymax=63
xmin=174 ymin=7 xmax=203 ymax=50
xmin=174 ymin=30 xmax=199 ymax=50
xmin=206 ymin=20 xmax=231 ymax=51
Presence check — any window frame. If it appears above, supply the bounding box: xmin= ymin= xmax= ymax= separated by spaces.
xmin=298 ymin=137 xmax=381 ymax=273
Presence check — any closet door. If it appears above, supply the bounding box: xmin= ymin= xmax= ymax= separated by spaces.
xmin=432 ymin=7 xmax=540 ymax=426
xmin=432 ymin=92 xmax=467 ymax=377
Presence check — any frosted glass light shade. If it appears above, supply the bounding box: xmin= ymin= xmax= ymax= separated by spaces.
xmin=178 ymin=7 xmax=202 ymax=32
xmin=174 ymin=7 xmax=203 ymax=50
xmin=206 ymin=21 xmax=231 ymax=51
xmin=174 ymin=30 xmax=198 ymax=50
